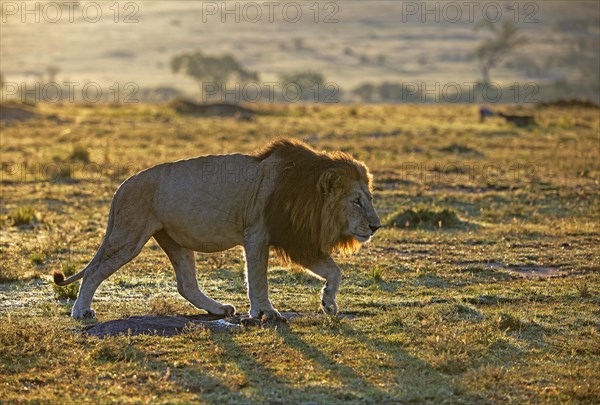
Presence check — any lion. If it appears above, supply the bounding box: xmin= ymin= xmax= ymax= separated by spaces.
xmin=53 ymin=138 xmax=381 ymax=320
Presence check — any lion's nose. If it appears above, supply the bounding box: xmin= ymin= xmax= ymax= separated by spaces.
xmin=369 ymin=224 xmax=381 ymax=234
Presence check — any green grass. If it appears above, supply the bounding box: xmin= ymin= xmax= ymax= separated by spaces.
xmin=7 ymin=205 xmax=36 ymax=227
xmin=0 ymin=103 xmax=598 ymax=403
xmin=29 ymin=250 xmax=46 ymax=266
xmin=52 ymin=261 xmax=79 ymax=300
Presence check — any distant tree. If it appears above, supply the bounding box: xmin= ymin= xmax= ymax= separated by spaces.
xmin=474 ymin=19 xmax=527 ymax=85
xmin=353 ymin=83 xmax=377 ymax=102
xmin=171 ymin=51 xmax=258 ymax=101
xmin=376 ymin=54 xmax=387 ymax=65
xmin=293 ymin=37 xmax=305 ymax=50
xmin=378 ymin=82 xmax=403 ymax=101
xmin=376 ymin=82 xmax=422 ymax=103
xmin=0 ymin=72 xmax=4 ymax=101
xmin=46 ymin=65 xmax=60 ymax=82
xmin=279 ymin=71 xmax=325 ymax=102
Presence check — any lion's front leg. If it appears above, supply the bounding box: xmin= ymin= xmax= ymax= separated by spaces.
xmin=308 ymin=256 xmax=341 ymax=315
xmin=243 ymin=232 xmax=284 ymax=321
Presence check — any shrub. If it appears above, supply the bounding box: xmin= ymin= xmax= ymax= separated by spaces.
xmin=387 ymin=208 xmax=464 ymax=229
xmin=496 ymin=311 xmax=524 ymax=332
xmin=8 ymin=205 xmax=36 ymax=227
xmin=0 ymin=267 xmax=21 ymax=283
xmin=368 ymin=266 xmax=384 ymax=283
xmin=29 ymin=250 xmax=46 ymax=265
xmin=439 ymin=143 xmax=483 ymax=156
xmin=69 ymin=144 xmax=90 ymax=163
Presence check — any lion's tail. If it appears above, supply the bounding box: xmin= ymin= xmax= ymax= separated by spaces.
xmin=53 ymin=190 xmax=118 ymax=287
xmin=53 ymin=269 xmax=85 ymax=286
xmin=53 ymin=248 xmax=105 ymax=286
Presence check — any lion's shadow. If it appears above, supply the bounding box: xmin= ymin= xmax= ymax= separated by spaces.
xmin=85 ymin=312 xmax=352 ymax=338
xmin=86 ymin=312 xmax=474 ymax=402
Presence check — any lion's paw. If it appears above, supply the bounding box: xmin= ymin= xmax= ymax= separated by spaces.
xmin=321 ymin=289 xmax=338 ymax=315
xmin=250 ymin=307 xmax=287 ymax=322
xmin=72 ymin=307 xmax=96 ymax=319
xmin=216 ymin=304 xmax=236 ymax=317
xmin=321 ymin=299 xmax=338 ymax=315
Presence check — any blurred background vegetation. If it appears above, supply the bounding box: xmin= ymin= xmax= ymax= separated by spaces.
xmin=1 ymin=1 xmax=598 ymax=105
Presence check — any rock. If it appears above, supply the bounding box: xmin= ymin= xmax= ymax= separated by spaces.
xmin=86 ymin=314 xmax=238 ymax=338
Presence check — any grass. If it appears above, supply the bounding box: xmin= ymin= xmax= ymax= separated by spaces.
xmin=29 ymin=250 xmax=46 ymax=266
xmin=52 ymin=261 xmax=79 ymax=300
xmin=68 ymin=144 xmax=91 ymax=164
xmin=387 ymin=207 xmax=465 ymax=229
xmin=0 ymin=103 xmax=598 ymax=403
xmin=368 ymin=265 xmax=384 ymax=283
xmin=7 ymin=205 xmax=36 ymax=227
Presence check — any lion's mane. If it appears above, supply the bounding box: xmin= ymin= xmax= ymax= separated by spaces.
xmin=254 ymin=139 xmax=372 ymax=267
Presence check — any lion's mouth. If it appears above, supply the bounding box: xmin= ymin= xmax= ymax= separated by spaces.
xmin=353 ymin=233 xmax=372 ymax=242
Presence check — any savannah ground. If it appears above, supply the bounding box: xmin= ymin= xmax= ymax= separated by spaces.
xmin=0 ymin=102 xmax=598 ymax=403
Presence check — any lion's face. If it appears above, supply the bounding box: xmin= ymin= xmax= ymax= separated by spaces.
xmin=340 ymin=181 xmax=381 ymax=243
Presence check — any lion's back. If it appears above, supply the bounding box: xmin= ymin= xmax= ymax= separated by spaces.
xmin=122 ymin=153 xmax=269 ymax=250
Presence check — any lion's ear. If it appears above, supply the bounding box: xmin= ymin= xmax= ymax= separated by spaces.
xmin=318 ymin=168 xmax=342 ymax=194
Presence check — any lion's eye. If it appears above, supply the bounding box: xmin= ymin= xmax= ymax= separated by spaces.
xmin=353 ymin=198 xmax=362 ymax=207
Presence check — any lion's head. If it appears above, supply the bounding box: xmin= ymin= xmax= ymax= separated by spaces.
xmin=255 ymin=139 xmax=381 ymax=267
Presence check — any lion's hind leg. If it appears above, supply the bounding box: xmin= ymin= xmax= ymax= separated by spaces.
xmin=72 ymin=215 xmax=159 ymax=319
xmin=153 ymin=230 xmax=236 ymax=317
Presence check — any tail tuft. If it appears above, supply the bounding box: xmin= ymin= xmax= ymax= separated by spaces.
xmin=53 ymin=270 xmax=65 ymax=285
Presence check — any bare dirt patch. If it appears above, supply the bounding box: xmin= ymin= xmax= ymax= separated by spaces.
xmin=459 ymin=261 xmax=570 ymax=279
xmin=503 ymin=266 xmax=566 ymax=278
xmin=0 ymin=105 xmax=38 ymax=123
